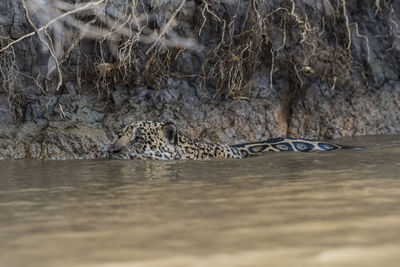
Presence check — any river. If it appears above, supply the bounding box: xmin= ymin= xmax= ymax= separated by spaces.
xmin=0 ymin=135 xmax=399 ymax=267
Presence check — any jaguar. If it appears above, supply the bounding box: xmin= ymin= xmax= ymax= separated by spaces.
xmin=108 ymin=121 xmax=349 ymax=160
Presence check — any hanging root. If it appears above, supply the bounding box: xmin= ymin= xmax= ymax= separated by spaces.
xmin=0 ymin=0 xmax=397 ymax=108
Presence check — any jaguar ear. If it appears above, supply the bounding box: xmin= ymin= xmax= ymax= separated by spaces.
xmin=162 ymin=122 xmax=178 ymax=145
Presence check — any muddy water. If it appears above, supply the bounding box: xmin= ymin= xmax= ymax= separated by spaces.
xmin=0 ymin=135 xmax=399 ymax=267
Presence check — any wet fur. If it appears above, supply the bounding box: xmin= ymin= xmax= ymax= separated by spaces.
xmin=109 ymin=121 xmax=342 ymax=160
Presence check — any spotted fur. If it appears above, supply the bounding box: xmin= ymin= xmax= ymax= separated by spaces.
xmin=109 ymin=121 xmax=343 ymax=160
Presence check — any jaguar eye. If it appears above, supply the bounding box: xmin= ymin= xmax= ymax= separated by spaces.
xmin=131 ymin=136 xmax=144 ymax=145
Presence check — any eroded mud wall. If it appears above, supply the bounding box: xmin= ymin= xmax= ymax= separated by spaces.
xmin=0 ymin=0 xmax=399 ymax=159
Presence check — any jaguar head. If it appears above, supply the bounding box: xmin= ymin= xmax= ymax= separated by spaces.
xmin=108 ymin=121 xmax=178 ymax=160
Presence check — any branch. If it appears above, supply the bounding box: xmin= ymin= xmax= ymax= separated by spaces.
xmin=146 ymin=0 xmax=186 ymax=55
xmin=0 ymin=0 xmax=106 ymax=53
xmin=21 ymin=0 xmax=63 ymax=91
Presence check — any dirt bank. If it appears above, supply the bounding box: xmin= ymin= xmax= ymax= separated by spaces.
xmin=0 ymin=0 xmax=399 ymax=159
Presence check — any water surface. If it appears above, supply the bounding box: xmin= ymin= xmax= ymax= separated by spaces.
xmin=0 ymin=135 xmax=399 ymax=267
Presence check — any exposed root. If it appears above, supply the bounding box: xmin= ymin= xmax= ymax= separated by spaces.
xmin=146 ymin=0 xmax=186 ymax=54
xmin=0 ymin=46 xmax=25 ymax=109
xmin=0 ymin=0 xmax=398 ymax=111
xmin=341 ymin=0 xmax=352 ymax=51
xmin=0 ymin=0 xmax=108 ymax=54
xmin=21 ymin=0 xmax=63 ymax=92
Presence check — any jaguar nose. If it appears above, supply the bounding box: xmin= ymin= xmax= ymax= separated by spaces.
xmin=108 ymin=144 xmax=122 ymax=156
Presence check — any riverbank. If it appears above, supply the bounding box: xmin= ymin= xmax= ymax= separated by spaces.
xmin=0 ymin=1 xmax=399 ymax=159
xmin=0 ymin=78 xmax=399 ymax=159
